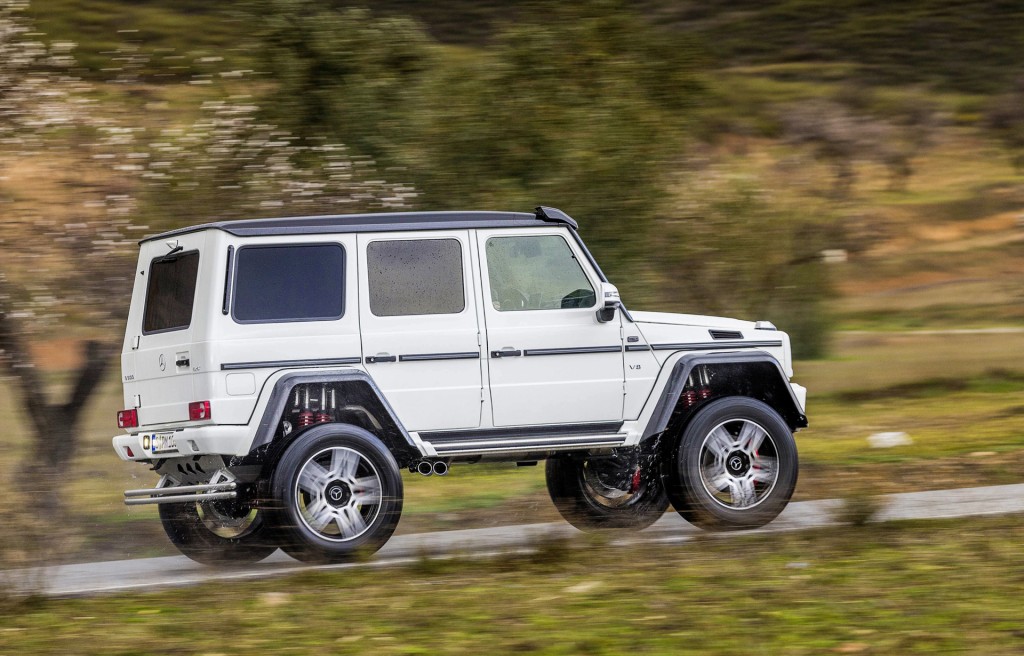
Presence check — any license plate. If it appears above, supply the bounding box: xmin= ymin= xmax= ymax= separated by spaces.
xmin=151 ymin=432 xmax=177 ymax=454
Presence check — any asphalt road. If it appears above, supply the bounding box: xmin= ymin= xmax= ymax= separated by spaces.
xmin=5 ymin=483 xmax=1023 ymax=598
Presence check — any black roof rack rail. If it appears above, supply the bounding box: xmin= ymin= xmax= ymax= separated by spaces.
xmin=139 ymin=208 xmax=581 ymax=244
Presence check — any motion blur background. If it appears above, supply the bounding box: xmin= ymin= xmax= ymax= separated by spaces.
xmin=1 ymin=0 xmax=1023 ymax=652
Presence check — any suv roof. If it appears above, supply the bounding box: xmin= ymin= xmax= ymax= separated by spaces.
xmin=142 ymin=206 xmax=579 ymax=243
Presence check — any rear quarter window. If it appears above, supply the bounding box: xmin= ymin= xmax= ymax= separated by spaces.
xmin=367 ymin=238 xmax=465 ymax=317
xmin=143 ymin=251 xmax=200 ymax=334
xmin=232 ymin=243 xmax=345 ymax=323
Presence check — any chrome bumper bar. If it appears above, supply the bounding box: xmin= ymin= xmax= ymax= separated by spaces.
xmin=123 ymin=472 xmax=238 ymax=506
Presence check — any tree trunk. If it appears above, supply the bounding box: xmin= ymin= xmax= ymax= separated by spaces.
xmin=0 ymin=305 xmax=115 ymax=519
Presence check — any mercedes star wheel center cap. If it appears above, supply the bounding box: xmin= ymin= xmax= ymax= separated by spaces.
xmin=326 ymin=481 xmax=352 ymax=507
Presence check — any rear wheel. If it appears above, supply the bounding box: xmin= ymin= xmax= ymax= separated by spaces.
xmin=271 ymin=425 xmax=403 ymax=563
xmin=665 ymin=397 xmax=798 ymax=530
xmin=159 ymin=499 xmax=276 ymax=566
xmin=546 ymin=454 xmax=669 ymax=531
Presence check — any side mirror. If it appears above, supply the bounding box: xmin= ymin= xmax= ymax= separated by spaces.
xmin=596 ymin=282 xmax=620 ymax=323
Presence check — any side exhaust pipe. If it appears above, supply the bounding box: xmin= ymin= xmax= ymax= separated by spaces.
xmin=416 ymin=460 xmax=434 ymax=476
xmin=432 ymin=460 xmax=449 ymax=476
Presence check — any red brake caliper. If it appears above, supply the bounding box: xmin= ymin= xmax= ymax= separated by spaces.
xmin=630 ymin=466 xmax=643 ymax=493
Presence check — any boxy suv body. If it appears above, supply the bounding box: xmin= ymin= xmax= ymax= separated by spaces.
xmin=113 ymin=207 xmax=807 ymax=564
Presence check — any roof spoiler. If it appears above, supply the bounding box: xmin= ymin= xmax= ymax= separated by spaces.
xmin=534 ymin=206 xmax=579 ymax=230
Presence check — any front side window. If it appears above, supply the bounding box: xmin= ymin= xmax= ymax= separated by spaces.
xmin=486 ymin=235 xmax=596 ymax=311
xmin=143 ymin=251 xmax=200 ymax=333
xmin=367 ymin=239 xmax=465 ymax=317
xmin=233 ymin=244 xmax=345 ymax=323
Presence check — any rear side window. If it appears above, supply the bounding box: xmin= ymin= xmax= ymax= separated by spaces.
xmin=367 ymin=239 xmax=465 ymax=316
xmin=233 ymin=244 xmax=345 ymax=323
xmin=143 ymin=251 xmax=200 ymax=334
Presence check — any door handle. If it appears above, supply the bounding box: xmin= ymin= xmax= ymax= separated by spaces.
xmin=365 ymin=353 xmax=397 ymax=364
xmin=490 ymin=348 xmax=522 ymax=358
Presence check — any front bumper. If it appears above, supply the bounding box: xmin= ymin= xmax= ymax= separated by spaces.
xmin=790 ymin=382 xmax=808 ymax=415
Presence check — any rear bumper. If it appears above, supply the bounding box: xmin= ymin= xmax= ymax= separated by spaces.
xmin=112 ymin=424 xmax=256 ymax=461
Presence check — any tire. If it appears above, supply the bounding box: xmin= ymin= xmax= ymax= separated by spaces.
xmin=159 ymin=499 xmax=277 ymax=566
xmin=270 ymin=424 xmax=403 ymax=563
xmin=665 ymin=397 xmax=798 ymax=531
xmin=546 ymin=453 xmax=670 ymax=531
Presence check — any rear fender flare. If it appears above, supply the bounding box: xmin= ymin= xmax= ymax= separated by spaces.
xmin=248 ymin=370 xmax=422 ymax=468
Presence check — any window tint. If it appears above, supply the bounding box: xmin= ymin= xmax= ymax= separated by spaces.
xmin=367 ymin=239 xmax=465 ymax=316
xmin=233 ymin=244 xmax=345 ymax=322
xmin=486 ymin=235 xmax=596 ymax=311
xmin=143 ymin=251 xmax=200 ymax=333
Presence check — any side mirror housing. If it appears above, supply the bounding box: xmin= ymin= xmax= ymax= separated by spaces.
xmin=596 ymin=282 xmax=620 ymax=323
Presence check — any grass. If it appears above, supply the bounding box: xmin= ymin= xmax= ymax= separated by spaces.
xmin=3 ymin=515 xmax=1024 ymax=653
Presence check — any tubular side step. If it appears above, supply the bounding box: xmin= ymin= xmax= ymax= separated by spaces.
xmin=123 ymin=481 xmax=237 ymax=506
xmin=428 ymin=433 xmax=627 ymax=457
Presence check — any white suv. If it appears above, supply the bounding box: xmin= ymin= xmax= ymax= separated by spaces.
xmin=113 ymin=206 xmax=807 ymax=565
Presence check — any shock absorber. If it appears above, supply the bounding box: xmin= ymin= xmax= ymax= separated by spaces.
xmin=315 ymin=384 xmax=331 ymax=424
xmin=697 ymin=365 xmax=712 ymax=400
xmin=297 ymin=385 xmax=315 ymax=428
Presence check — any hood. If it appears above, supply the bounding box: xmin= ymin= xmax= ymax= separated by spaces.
xmin=629 ymin=310 xmax=793 ymax=377
xmin=629 ymin=310 xmax=754 ymax=331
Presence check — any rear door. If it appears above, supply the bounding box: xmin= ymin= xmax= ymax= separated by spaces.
xmin=123 ymin=233 xmax=206 ymax=427
xmin=357 ymin=231 xmax=483 ymax=432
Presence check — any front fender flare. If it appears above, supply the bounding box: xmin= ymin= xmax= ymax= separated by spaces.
xmin=641 ymin=351 xmax=808 ymax=443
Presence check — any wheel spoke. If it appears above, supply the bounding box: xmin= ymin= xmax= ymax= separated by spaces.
xmin=703 ymin=459 xmax=731 ymax=491
xmin=705 ymin=427 xmax=734 ymax=459
xmin=729 ymin=478 xmax=757 ymax=507
xmin=751 ymin=456 xmax=778 ymax=484
xmin=351 ymin=475 xmax=382 ymax=504
xmin=304 ymin=498 xmax=333 ymax=532
xmin=738 ymin=422 xmax=767 ymax=455
xmin=329 ymin=448 xmax=359 ymax=480
xmin=298 ymin=460 xmax=331 ymax=494
xmin=709 ymin=471 xmax=733 ymax=493
xmin=336 ymin=507 xmax=368 ymax=539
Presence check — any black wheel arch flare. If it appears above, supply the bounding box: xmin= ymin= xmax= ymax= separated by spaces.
xmin=247 ymin=370 xmax=421 ymax=472
xmin=641 ymin=351 xmax=808 ymax=446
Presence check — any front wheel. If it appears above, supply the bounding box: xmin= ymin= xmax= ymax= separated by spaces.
xmin=271 ymin=425 xmax=403 ymax=563
xmin=159 ymin=499 xmax=277 ymax=566
xmin=665 ymin=397 xmax=798 ymax=531
xmin=546 ymin=454 xmax=669 ymax=531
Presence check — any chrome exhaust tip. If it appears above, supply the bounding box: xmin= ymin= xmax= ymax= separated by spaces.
xmin=416 ymin=460 xmax=434 ymax=476
xmin=432 ymin=460 xmax=449 ymax=476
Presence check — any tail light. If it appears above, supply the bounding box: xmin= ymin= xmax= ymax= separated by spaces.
xmin=189 ymin=400 xmax=212 ymax=421
xmin=117 ymin=409 xmax=139 ymax=429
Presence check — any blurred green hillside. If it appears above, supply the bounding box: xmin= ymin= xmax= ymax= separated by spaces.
xmin=15 ymin=0 xmax=1024 ymax=349
xmin=29 ymin=0 xmax=1024 ymax=92
xmin=1 ymin=0 xmax=1022 ymax=572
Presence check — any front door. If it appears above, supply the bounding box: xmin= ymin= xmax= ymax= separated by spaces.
xmin=357 ymin=231 xmax=483 ymax=432
xmin=477 ymin=229 xmax=624 ymax=427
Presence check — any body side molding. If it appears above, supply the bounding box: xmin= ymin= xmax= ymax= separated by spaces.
xmin=651 ymin=340 xmax=783 ymax=351
xmin=222 ymin=357 xmax=361 ymax=371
